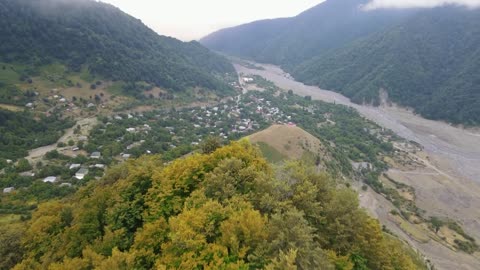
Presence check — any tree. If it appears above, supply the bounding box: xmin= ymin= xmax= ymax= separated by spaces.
xmin=0 ymin=225 xmax=25 ymax=270
xmin=16 ymin=158 xmax=32 ymax=172
xmin=200 ymin=136 xmax=222 ymax=154
xmin=430 ymin=217 xmax=444 ymax=233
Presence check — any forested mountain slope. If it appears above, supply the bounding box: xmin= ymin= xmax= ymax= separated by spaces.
xmin=293 ymin=6 xmax=480 ymax=125
xmin=0 ymin=0 xmax=234 ymax=92
xmin=202 ymin=0 xmax=480 ymax=125
xmin=201 ymin=0 xmax=414 ymax=69
xmin=8 ymin=141 xmax=426 ymax=269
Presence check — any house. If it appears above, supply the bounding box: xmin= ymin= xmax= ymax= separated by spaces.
xmin=352 ymin=162 xmax=371 ymax=171
xmin=3 ymin=187 xmax=14 ymax=194
xmin=72 ymin=147 xmax=80 ymax=151
xmin=94 ymin=164 xmax=106 ymax=169
xmin=87 ymin=103 xmax=95 ymax=108
xmin=19 ymin=172 xmax=35 ymax=177
xmin=75 ymin=168 xmax=89 ymax=180
xmin=126 ymin=128 xmax=136 ymax=133
xmin=25 ymin=103 xmax=34 ymax=108
xmin=60 ymin=183 xmax=72 ymax=188
xmin=43 ymin=176 xmax=57 ymax=183
xmin=121 ymin=154 xmax=131 ymax=159
xmin=90 ymin=152 xmax=101 ymax=159
xmin=69 ymin=164 xmax=81 ymax=170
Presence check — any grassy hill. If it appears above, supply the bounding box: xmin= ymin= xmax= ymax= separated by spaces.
xmin=0 ymin=0 xmax=234 ymax=94
xmin=248 ymin=124 xmax=328 ymax=165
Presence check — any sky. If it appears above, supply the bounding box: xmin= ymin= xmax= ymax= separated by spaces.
xmin=100 ymin=0 xmax=321 ymax=41
xmin=100 ymin=0 xmax=480 ymax=41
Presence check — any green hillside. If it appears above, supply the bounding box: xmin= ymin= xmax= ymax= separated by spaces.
xmin=293 ymin=7 xmax=480 ymax=125
xmin=201 ymin=0 xmax=414 ymax=69
xmin=0 ymin=0 xmax=234 ymax=93
xmin=202 ymin=0 xmax=480 ymax=125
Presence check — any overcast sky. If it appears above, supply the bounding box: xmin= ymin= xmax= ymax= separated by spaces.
xmin=100 ymin=0 xmax=480 ymax=41
xmin=100 ymin=0 xmax=321 ymax=41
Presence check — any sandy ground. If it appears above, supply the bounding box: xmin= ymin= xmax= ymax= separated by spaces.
xmin=235 ymin=62 xmax=480 ymax=270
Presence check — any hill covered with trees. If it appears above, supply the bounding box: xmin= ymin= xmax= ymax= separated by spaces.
xmin=0 ymin=0 xmax=235 ymax=93
xmin=293 ymin=6 xmax=480 ymax=125
xmin=6 ymin=141 xmax=426 ymax=269
xmin=201 ymin=0 xmax=414 ymax=70
xmin=202 ymin=0 xmax=480 ymax=125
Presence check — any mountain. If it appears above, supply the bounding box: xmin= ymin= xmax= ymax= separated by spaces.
xmin=202 ymin=0 xmax=480 ymax=125
xmin=0 ymin=0 xmax=234 ymax=93
xmin=201 ymin=0 xmax=414 ymax=69
xmin=293 ymin=6 xmax=480 ymax=125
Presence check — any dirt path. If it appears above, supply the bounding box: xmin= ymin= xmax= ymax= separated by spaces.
xmin=234 ymin=61 xmax=480 ymax=270
xmin=27 ymin=117 xmax=98 ymax=163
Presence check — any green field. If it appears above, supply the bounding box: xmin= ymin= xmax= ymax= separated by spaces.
xmin=256 ymin=142 xmax=286 ymax=163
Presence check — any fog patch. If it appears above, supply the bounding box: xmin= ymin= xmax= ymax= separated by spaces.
xmin=363 ymin=0 xmax=480 ymax=10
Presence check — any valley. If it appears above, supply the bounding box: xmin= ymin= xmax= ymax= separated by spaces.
xmin=235 ymin=61 xmax=480 ymax=269
xmin=1 ymin=0 xmax=479 ymax=269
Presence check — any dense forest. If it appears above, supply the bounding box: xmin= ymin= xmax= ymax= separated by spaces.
xmin=201 ymin=0 xmax=414 ymax=70
xmin=202 ymin=0 xmax=480 ymax=125
xmin=0 ymin=0 xmax=235 ymax=93
xmin=4 ymin=141 xmax=426 ymax=269
xmin=293 ymin=7 xmax=480 ymax=125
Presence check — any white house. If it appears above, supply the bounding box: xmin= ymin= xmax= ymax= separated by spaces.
xmin=94 ymin=164 xmax=106 ymax=169
xmin=69 ymin=164 xmax=81 ymax=170
xmin=43 ymin=176 xmax=57 ymax=183
xmin=75 ymin=168 xmax=89 ymax=180
xmin=3 ymin=187 xmax=14 ymax=193
xmin=90 ymin=152 xmax=101 ymax=159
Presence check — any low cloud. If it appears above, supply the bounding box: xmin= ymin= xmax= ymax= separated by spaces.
xmin=363 ymin=0 xmax=480 ymax=10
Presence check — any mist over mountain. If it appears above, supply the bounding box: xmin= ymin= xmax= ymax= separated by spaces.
xmin=0 ymin=0 xmax=234 ymax=92
xmin=293 ymin=6 xmax=480 ymax=124
xmin=201 ymin=0 xmax=480 ymax=125
xmin=201 ymin=0 xmax=415 ymax=69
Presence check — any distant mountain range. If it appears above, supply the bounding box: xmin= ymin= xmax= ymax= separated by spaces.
xmin=202 ymin=0 xmax=480 ymax=125
xmin=0 ymin=0 xmax=234 ymax=93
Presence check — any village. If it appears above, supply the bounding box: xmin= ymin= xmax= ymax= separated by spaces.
xmin=2 ymin=88 xmax=299 ymax=194
xmin=2 ymin=73 xmax=419 ymax=195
